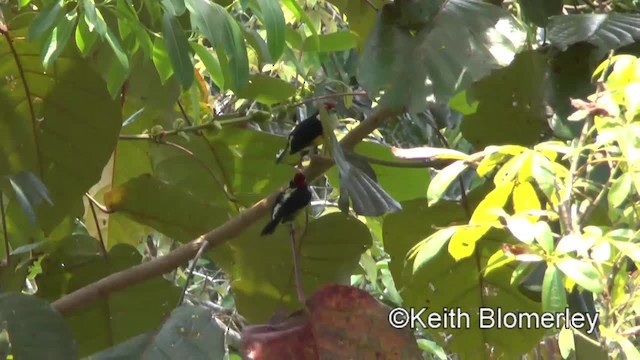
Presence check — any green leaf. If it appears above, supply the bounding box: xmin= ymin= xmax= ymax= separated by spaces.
xmin=113 ymin=0 xmax=153 ymax=57
xmin=556 ymin=258 xmax=604 ymax=293
xmin=75 ymin=13 xmax=99 ymax=56
xmin=548 ymin=13 xmax=640 ymax=53
xmin=1 ymin=25 xmax=123 ymax=232
xmin=236 ymin=74 xmax=295 ymax=105
xmin=36 ymin=244 xmax=181 ymax=356
xmin=104 ymin=27 xmax=130 ymax=71
xmin=518 ymin=0 xmax=562 ymax=27
xmin=231 ymin=213 xmax=372 ymax=322
xmin=162 ymin=0 xmax=187 ymax=16
xmin=416 ymin=339 xmax=447 ymax=360
xmin=281 ymin=0 xmax=318 ymax=36
xmin=461 ymin=50 xmax=548 ymax=148
xmin=384 ymin=199 xmax=543 ymax=357
xmin=191 ymin=42 xmax=224 ymax=89
xmin=153 ymin=37 xmax=174 ymax=84
xmin=143 ymin=306 xmax=225 ymax=358
xmin=42 ymin=10 xmax=77 ymax=70
xmin=7 ymin=171 xmax=53 ymax=226
xmin=534 ymin=221 xmax=554 ymax=254
xmin=82 ymin=0 xmax=106 ymax=35
xmin=558 ymin=328 xmax=575 ymax=359
xmin=0 ymin=293 xmax=76 ymax=359
xmin=427 ymin=160 xmax=467 ymax=205
xmin=448 ymin=90 xmax=478 ymax=115
xmin=242 ymin=27 xmax=273 ymax=65
xmin=186 ymin=0 xmax=249 ymax=91
xmin=303 ymin=31 xmax=358 ymax=52
xmin=541 ymin=264 xmax=567 ymax=313
xmin=28 ymin=0 xmax=63 ymax=41
xmin=470 ymin=181 xmax=514 ymax=224
xmin=257 ymin=0 xmax=286 ymax=61
xmin=162 ymin=13 xmax=194 ymax=89
xmin=18 ymin=0 xmax=32 ymax=9
xmin=608 ymin=172 xmax=632 ymax=208
xmin=359 ymin=1 xmax=524 ymax=112
xmin=412 ymin=227 xmax=458 ymax=274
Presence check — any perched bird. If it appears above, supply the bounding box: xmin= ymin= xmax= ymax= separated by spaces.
xmin=261 ymin=173 xmax=313 ymax=236
xmin=275 ymin=102 xmax=337 ymax=164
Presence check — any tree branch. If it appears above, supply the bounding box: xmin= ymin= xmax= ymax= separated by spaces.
xmin=51 ymin=107 xmax=399 ymax=315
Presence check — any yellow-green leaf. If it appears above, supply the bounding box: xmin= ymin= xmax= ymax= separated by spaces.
xmin=448 ymin=225 xmax=491 ymax=260
xmin=427 ymin=160 xmax=467 ymax=206
xmin=556 ymin=258 xmax=604 ymax=293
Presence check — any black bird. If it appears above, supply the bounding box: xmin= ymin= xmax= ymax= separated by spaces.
xmin=261 ymin=172 xmax=312 ymax=236
xmin=275 ymin=102 xmax=337 ymax=164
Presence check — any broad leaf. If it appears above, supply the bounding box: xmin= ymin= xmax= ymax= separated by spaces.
xmin=36 ymin=244 xmax=181 ymax=357
xmin=518 ymin=0 xmax=562 ymax=27
xmin=0 ymin=293 xmax=77 ymax=359
xmin=359 ymin=0 xmax=525 ymax=112
xmin=548 ymin=13 xmax=640 ymax=56
xmin=186 ymin=0 xmax=249 ymax=91
xmin=257 ymin=0 xmax=286 ymax=61
xmin=0 ymin=25 xmax=122 ymax=233
xmin=162 ymin=12 xmax=194 ymax=89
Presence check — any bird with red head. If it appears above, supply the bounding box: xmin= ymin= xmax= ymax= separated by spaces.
xmin=261 ymin=172 xmax=312 ymax=236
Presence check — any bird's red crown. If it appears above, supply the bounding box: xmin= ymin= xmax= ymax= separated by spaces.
xmin=293 ymin=172 xmax=307 ymax=187
xmin=324 ymin=102 xmax=337 ymax=110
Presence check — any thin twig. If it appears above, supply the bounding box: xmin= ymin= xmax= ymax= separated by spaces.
xmin=287 ymin=92 xmax=367 ymax=109
xmin=177 ymin=240 xmax=208 ymax=306
xmin=289 ymin=223 xmax=306 ymax=304
xmin=118 ymin=115 xmax=253 ymax=141
xmin=176 ymin=100 xmax=194 ymax=126
xmin=1 ymin=193 xmax=9 ymax=266
xmin=87 ymin=194 xmax=108 ymax=258
xmin=85 ymin=192 xmax=114 ymax=214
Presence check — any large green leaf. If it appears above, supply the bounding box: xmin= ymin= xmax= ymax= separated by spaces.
xmin=0 ymin=25 xmax=122 ymax=233
xmin=518 ymin=0 xmax=562 ymax=27
xmin=103 ymin=175 xmax=233 ymax=244
xmin=548 ymin=13 xmax=640 ymax=56
xmin=186 ymin=0 xmax=249 ymax=91
xmin=41 ymin=10 xmax=77 ymax=70
xmin=144 ymin=305 xmax=225 ymax=359
xmin=192 ymin=42 xmax=224 ymax=89
xmin=327 ymin=0 xmax=380 ymax=50
xmin=359 ymin=0 xmax=525 ymax=112
xmin=230 ymin=212 xmax=372 ymax=322
xmin=461 ymin=50 xmax=548 ymax=148
xmin=384 ymin=199 xmax=544 ymax=357
xmin=162 ymin=12 xmax=194 ymax=89
xmin=0 ymin=293 xmax=77 ymax=359
xmin=36 ymin=244 xmax=181 ymax=357
xmin=27 ymin=0 xmax=64 ymax=41
xmin=257 ymin=0 xmax=286 ymax=61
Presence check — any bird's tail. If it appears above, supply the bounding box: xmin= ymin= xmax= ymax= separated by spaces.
xmin=260 ymin=219 xmax=279 ymax=236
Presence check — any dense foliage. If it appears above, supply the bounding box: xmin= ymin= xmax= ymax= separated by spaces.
xmin=1 ymin=0 xmax=640 ymax=359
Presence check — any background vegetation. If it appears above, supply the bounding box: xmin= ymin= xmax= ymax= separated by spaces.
xmin=1 ymin=0 xmax=640 ymax=358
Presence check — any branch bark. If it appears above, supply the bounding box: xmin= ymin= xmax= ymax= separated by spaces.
xmin=51 ymin=107 xmax=398 ymax=315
